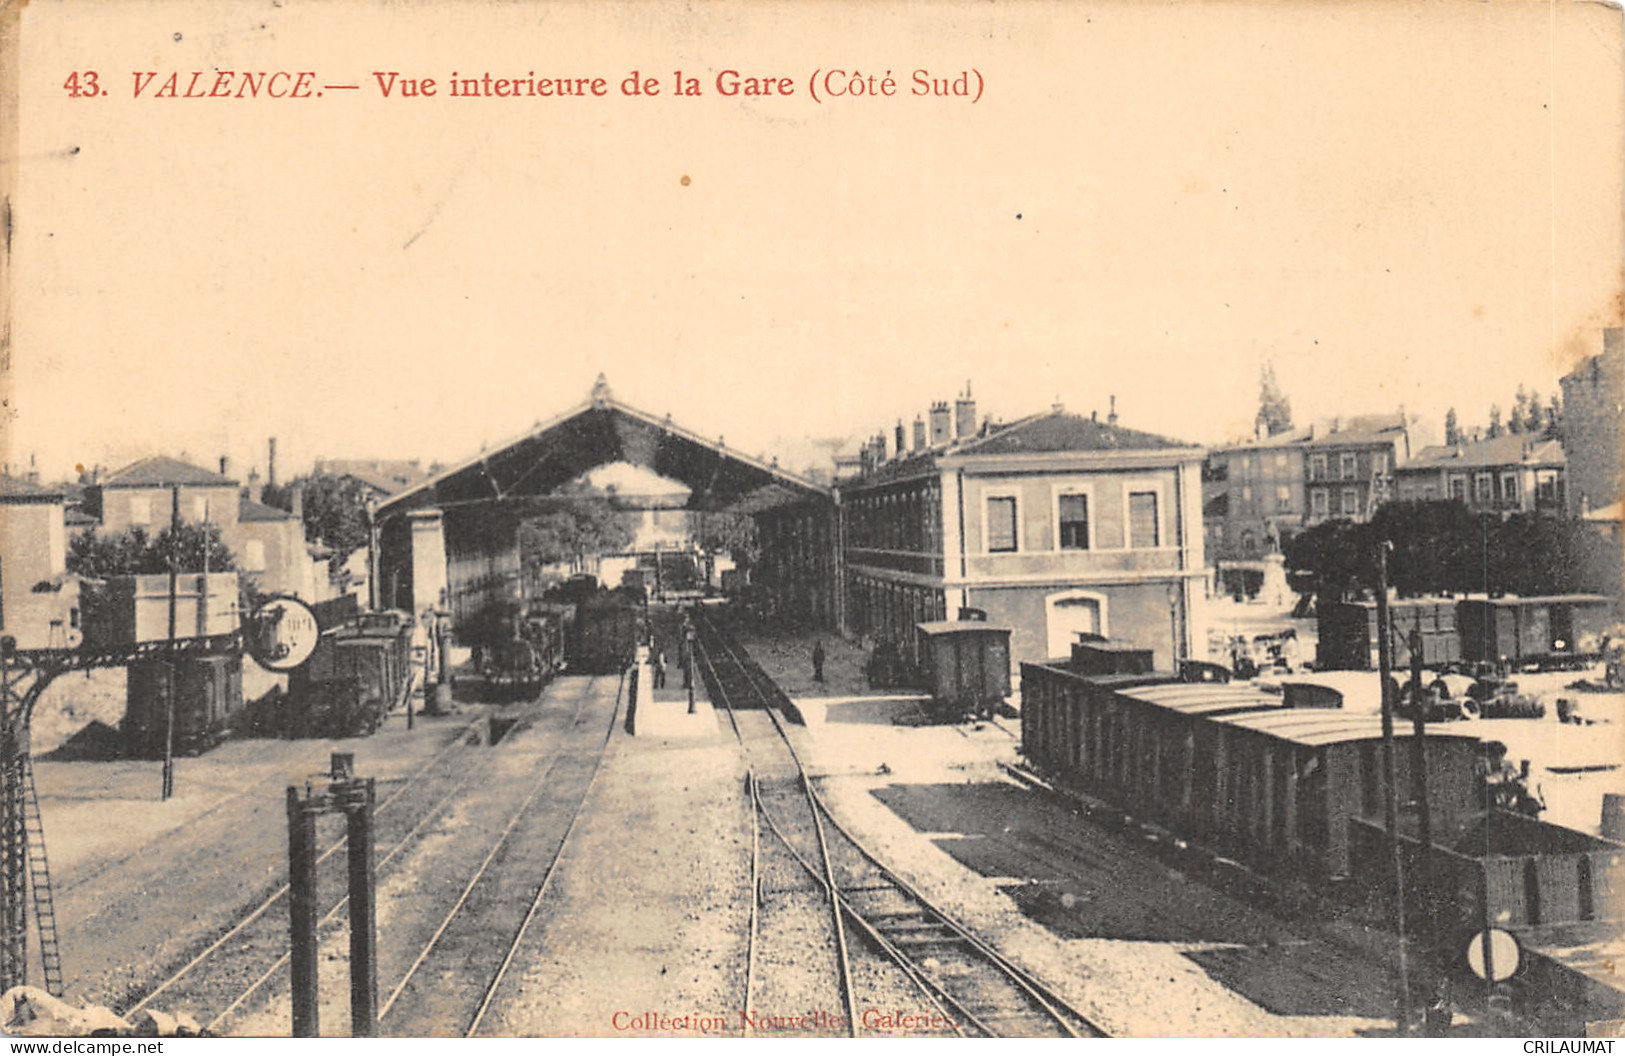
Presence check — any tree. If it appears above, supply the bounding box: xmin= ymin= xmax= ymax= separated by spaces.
xmin=1523 ymin=390 xmax=1544 ymax=434
xmin=1509 ymin=386 xmax=1530 ymax=434
xmin=1255 ymin=361 xmax=1294 ymax=437
xmin=1487 ymin=404 xmax=1504 ymax=438
xmin=1285 ymin=519 xmax=1375 ymax=602
xmin=696 ymin=511 xmax=759 ymax=569
xmin=68 ymin=523 xmax=235 ymax=577
xmin=1443 ymin=407 xmax=1462 ymax=445
xmin=517 ymin=484 xmax=635 ymax=576
xmin=1544 ymin=392 xmax=1563 ymax=438
xmin=270 ymin=474 xmax=372 ymax=566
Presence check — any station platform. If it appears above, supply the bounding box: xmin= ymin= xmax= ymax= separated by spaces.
xmin=627 ymin=655 xmax=718 ymax=740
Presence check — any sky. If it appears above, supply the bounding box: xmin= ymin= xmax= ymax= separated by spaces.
xmin=7 ymin=0 xmax=1622 ymax=484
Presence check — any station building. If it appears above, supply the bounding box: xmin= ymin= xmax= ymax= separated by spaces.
xmin=838 ymin=394 xmax=1207 ymax=671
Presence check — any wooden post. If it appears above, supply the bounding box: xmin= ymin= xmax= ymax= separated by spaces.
xmin=345 ymin=779 xmax=378 ymax=1037
xmin=286 ymin=787 xmax=320 ymax=1037
xmin=1375 ymin=543 xmax=1412 ymax=1030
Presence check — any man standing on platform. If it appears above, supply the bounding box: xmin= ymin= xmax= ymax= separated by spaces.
xmin=812 ymin=640 xmax=826 ymax=684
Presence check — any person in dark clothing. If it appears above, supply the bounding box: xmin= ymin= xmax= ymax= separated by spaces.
xmin=812 ymin=641 xmax=826 ymax=683
xmin=653 ymin=650 xmax=667 ymax=689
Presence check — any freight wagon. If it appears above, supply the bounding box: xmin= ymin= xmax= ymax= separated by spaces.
xmin=1019 ymin=655 xmax=1625 ymax=931
xmin=123 ymin=653 xmax=243 ymax=757
xmin=1457 ymin=594 xmax=1616 ymax=670
xmin=1020 ymin=658 xmax=1483 ymax=877
xmin=285 ymin=611 xmax=415 ymax=738
xmin=570 ymin=595 xmax=642 ymax=674
xmin=1316 ymin=598 xmax=1460 ymax=671
xmin=914 ymin=620 xmax=1011 ymax=720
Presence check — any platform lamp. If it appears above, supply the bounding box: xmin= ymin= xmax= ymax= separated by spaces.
xmin=364 ymin=494 xmax=388 ymax=613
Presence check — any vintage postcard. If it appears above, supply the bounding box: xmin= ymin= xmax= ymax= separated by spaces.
xmin=0 ymin=0 xmax=1622 ymax=1042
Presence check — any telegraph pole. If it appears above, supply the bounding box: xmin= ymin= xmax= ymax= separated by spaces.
xmin=1375 ymin=542 xmax=1412 ymax=1031
xmin=162 ymin=485 xmax=180 ymax=801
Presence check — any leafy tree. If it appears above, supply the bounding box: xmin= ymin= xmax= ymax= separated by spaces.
xmin=1288 ymin=500 xmax=1621 ymax=601
xmin=696 ymin=511 xmax=760 ymax=568
xmin=1285 ymin=519 xmax=1374 ymax=602
xmin=268 ymin=474 xmax=372 ymax=566
xmin=517 ymin=484 xmax=635 ymax=575
xmin=1487 ymin=404 xmax=1504 ymax=439
xmin=1443 ymin=407 xmax=1462 ymax=445
xmin=1255 ymin=361 xmax=1294 ymax=437
xmin=67 ymin=523 xmax=235 ymax=577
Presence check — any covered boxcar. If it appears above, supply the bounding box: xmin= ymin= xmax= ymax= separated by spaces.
xmin=1316 ymin=598 xmax=1460 ymax=671
xmin=915 ymin=620 xmax=1012 ymax=719
xmin=124 ymin=653 xmax=244 ymax=757
xmin=286 ymin=611 xmax=415 ymax=738
xmin=1458 ymin=594 xmax=1617 ymax=669
xmin=1019 ymin=660 xmax=1484 ymax=878
xmin=571 ymin=594 xmax=642 ymax=674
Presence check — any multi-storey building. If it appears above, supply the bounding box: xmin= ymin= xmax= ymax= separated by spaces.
xmin=839 ymin=395 xmax=1207 ymax=670
xmin=1300 ymin=413 xmax=1409 ymax=524
xmin=1394 ymin=434 xmax=1566 ymax=514
xmin=0 ymin=475 xmax=79 ymax=650
xmin=1202 ymin=428 xmax=1309 ymax=562
xmin=84 ymin=456 xmax=324 ymax=600
xmin=1559 ymin=328 xmax=1623 ymax=516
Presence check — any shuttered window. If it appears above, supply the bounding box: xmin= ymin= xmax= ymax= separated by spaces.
xmin=1058 ymin=493 xmax=1090 ymax=550
xmin=986 ymin=496 xmax=1018 ymax=553
xmin=1128 ymin=491 xmax=1159 ymax=548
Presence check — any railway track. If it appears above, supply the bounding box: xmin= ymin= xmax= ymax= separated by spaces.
xmin=389 ymin=672 xmax=625 ymax=1038
xmin=694 ymin=616 xmax=1105 ymax=1039
xmin=115 ymin=675 xmax=615 ymax=1034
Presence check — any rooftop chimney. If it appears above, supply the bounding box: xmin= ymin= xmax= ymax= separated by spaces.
xmin=894 ymin=419 xmax=907 ymax=459
xmin=929 ymin=401 xmax=952 ymax=445
xmin=912 ymin=415 xmax=926 ymax=451
xmin=954 ymin=382 xmax=977 ymax=439
xmin=25 ymin=454 xmax=38 ymax=485
xmin=247 ymin=467 xmax=264 ymax=505
xmin=1107 ymin=395 xmax=1118 ymax=426
xmin=268 ymin=437 xmax=279 ymax=488
xmin=219 ymin=455 xmax=232 ymax=479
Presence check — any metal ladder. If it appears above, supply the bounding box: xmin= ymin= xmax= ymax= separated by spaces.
xmin=20 ymin=754 xmax=63 ymax=997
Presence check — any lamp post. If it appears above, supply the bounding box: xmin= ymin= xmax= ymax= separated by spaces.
xmin=365 ymin=496 xmax=381 ymax=612
xmin=1166 ymin=581 xmax=1182 ymax=673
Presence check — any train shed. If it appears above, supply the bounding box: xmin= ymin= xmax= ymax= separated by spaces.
xmin=374 ymin=378 xmax=835 ymax=636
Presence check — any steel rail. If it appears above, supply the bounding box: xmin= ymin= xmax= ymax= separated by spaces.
xmin=199 ymin=688 xmax=571 ymax=1034
xmin=463 ymin=670 xmax=627 ymax=1037
xmin=689 ymin=632 xmax=858 ymax=1039
xmin=120 ymin=706 xmax=499 ymax=1018
xmin=377 ymin=675 xmax=614 ymax=1023
xmin=697 ymin=614 xmax=1106 ymax=1039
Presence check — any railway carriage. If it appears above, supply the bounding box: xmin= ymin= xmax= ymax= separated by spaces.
xmin=1457 ymin=594 xmax=1616 ymax=669
xmin=1020 ymin=661 xmax=1483 ymax=877
xmin=570 ymin=593 xmax=643 ymax=674
xmin=286 ymin=611 xmax=416 ymax=737
xmin=124 ymin=653 xmax=244 ymax=757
